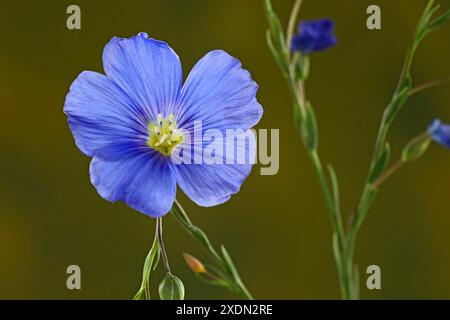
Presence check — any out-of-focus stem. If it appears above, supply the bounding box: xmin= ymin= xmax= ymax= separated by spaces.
xmin=371 ymin=160 xmax=405 ymax=190
xmin=409 ymin=76 xmax=450 ymax=96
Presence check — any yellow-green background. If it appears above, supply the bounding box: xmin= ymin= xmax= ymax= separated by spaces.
xmin=1 ymin=0 xmax=450 ymax=299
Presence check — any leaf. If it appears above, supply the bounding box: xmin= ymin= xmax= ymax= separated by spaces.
xmin=429 ymin=9 xmax=450 ymax=29
xmin=266 ymin=30 xmax=288 ymax=75
xmin=292 ymin=53 xmax=310 ymax=81
xmin=221 ymin=245 xmax=240 ymax=282
xmin=133 ymin=234 xmax=159 ymax=300
xmin=263 ymin=0 xmax=286 ymax=52
xmin=332 ymin=232 xmax=343 ymax=271
xmin=328 ymin=165 xmax=341 ymax=217
xmin=352 ymin=265 xmax=360 ymax=300
xmin=385 ymin=83 xmax=410 ymax=125
xmin=302 ymin=101 xmax=318 ymax=150
xmin=368 ymin=143 xmax=390 ymax=183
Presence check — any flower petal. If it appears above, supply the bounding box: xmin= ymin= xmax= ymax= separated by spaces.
xmin=64 ymin=71 xmax=148 ymax=158
xmin=429 ymin=119 xmax=450 ymax=149
xmin=90 ymin=152 xmax=176 ymax=217
xmin=171 ymin=131 xmax=256 ymax=207
xmin=176 ymin=50 xmax=262 ymax=132
xmin=103 ymin=33 xmax=182 ymax=120
xmin=291 ymin=19 xmax=337 ymax=54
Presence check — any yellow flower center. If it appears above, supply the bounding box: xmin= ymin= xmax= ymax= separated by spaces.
xmin=147 ymin=113 xmax=184 ymax=156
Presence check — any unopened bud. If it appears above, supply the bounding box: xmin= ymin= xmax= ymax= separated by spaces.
xmin=158 ymin=273 xmax=185 ymax=300
xmin=401 ymin=132 xmax=431 ymax=162
xmin=183 ymin=253 xmax=206 ymax=274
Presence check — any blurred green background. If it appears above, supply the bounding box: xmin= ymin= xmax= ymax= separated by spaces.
xmin=1 ymin=0 xmax=450 ymax=299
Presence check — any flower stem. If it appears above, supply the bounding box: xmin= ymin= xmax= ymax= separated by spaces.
xmin=409 ymin=76 xmax=450 ymax=96
xmin=171 ymin=199 xmax=254 ymax=300
xmin=156 ymin=218 xmax=171 ymax=274
xmin=265 ymin=0 xmax=350 ymax=299
xmin=371 ymin=160 xmax=405 ymax=190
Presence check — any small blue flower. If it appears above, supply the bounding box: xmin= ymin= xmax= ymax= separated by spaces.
xmin=64 ymin=32 xmax=263 ymax=218
xmin=291 ymin=19 xmax=337 ymax=54
xmin=428 ymin=119 xmax=450 ymax=149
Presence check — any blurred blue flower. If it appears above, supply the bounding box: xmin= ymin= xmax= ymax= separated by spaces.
xmin=291 ymin=19 xmax=337 ymax=54
xmin=428 ymin=119 xmax=450 ymax=149
xmin=64 ymin=32 xmax=262 ymax=218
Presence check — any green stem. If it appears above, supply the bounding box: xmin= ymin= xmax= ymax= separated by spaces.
xmin=171 ymin=199 xmax=253 ymax=300
xmin=308 ymin=151 xmax=346 ymax=248
xmin=293 ymin=81 xmax=349 ymax=298
xmin=409 ymin=76 xmax=450 ymax=96
xmin=156 ymin=218 xmax=171 ymax=274
xmin=371 ymin=160 xmax=405 ymax=190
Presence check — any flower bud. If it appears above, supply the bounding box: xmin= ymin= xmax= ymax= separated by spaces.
xmin=183 ymin=253 xmax=206 ymax=274
xmin=401 ymin=132 xmax=431 ymax=162
xmin=428 ymin=119 xmax=450 ymax=149
xmin=158 ymin=273 xmax=185 ymax=300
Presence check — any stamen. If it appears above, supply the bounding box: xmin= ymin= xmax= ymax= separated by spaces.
xmin=147 ymin=114 xmax=183 ymax=156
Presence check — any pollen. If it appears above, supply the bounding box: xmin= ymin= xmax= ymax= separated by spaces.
xmin=147 ymin=113 xmax=184 ymax=156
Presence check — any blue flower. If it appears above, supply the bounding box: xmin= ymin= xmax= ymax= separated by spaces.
xmin=428 ymin=119 xmax=450 ymax=149
xmin=64 ymin=32 xmax=263 ymax=218
xmin=291 ymin=19 xmax=337 ymax=54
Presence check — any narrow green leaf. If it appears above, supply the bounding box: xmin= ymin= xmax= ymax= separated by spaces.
xmin=292 ymin=53 xmax=310 ymax=81
xmin=429 ymin=9 xmax=450 ymax=29
xmin=286 ymin=0 xmax=303 ymax=50
xmin=221 ymin=245 xmax=240 ymax=282
xmin=302 ymin=101 xmax=318 ymax=150
xmin=416 ymin=3 xmax=440 ymax=44
xmin=133 ymin=234 xmax=160 ymax=300
xmin=332 ymin=232 xmax=346 ymax=298
xmin=385 ymin=85 xmax=410 ymax=125
xmin=332 ymin=232 xmax=342 ymax=270
xmin=369 ymin=143 xmax=390 ymax=183
xmin=263 ymin=0 xmax=286 ymax=52
xmin=352 ymin=265 xmax=360 ymax=300
xmin=327 ymin=165 xmax=341 ymax=217
xmin=292 ymin=101 xmax=303 ymax=132
xmin=266 ymin=30 xmax=288 ymax=75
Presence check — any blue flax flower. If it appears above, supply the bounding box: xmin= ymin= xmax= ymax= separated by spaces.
xmin=428 ymin=119 xmax=450 ymax=149
xmin=291 ymin=19 xmax=337 ymax=54
xmin=64 ymin=32 xmax=263 ymax=218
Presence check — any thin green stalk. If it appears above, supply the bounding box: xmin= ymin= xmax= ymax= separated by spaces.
xmin=371 ymin=160 xmax=405 ymax=190
xmin=308 ymin=151 xmax=346 ymax=248
xmin=156 ymin=218 xmax=171 ymax=274
xmin=409 ymin=76 xmax=450 ymax=96
xmin=171 ymin=199 xmax=253 ymax=300
xmin=267 ymin=0 xmax=349 ymax=298
xmin=291 ymin=65 xmax=350 ymax=300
